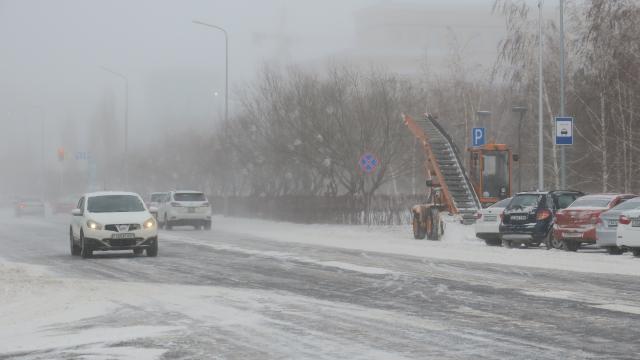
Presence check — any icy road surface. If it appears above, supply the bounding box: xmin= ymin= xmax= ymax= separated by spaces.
xmin=1 ymin=211 xmax=640 ymax=359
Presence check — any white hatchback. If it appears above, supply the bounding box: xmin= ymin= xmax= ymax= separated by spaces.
xmin=616 ymin=209 xmax=640 ymax=256
xmin=157 ymin=190 xmax=211 ymax=230
xmin=475 ymin=197 xmax=512 ymax=246
xmin=70 ymin=191 xmax=158 ymax=258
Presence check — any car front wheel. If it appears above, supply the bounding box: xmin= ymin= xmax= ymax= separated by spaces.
xmin=70 ymin=228 xmax=80 ymax=256
xmin=146 ymin=239 xmax=158 ymax=257
xmin=80 ymin=230 xmax=92 ymax=259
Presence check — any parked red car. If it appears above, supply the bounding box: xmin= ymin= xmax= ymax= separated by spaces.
xmin=553 ymin=194 xmax=637 ymax=251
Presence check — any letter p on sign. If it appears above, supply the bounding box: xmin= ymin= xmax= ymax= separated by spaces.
xmin=472 ymin=128 xmax=485 ymax=147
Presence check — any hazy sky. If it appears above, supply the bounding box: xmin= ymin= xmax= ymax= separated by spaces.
xmin=0 ymin=0 xmax=559 ymax=188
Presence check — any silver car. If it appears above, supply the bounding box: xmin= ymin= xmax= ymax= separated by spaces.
xmin=596 ymin=197 xmax=640 ymax=254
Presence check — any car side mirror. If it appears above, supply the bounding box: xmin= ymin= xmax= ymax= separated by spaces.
xmin=149 ymin=206 xmax=158 ymax=213
xmin=71 ymin=208 xmax=82 ymax=216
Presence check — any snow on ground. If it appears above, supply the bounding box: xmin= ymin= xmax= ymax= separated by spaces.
xmin=0 ymin=261 xmax=177 ymax=358
xmin=207 ymin=215 xmax=640 ymax=277
xmin=0 ymin=259 xmax=410 ymax=359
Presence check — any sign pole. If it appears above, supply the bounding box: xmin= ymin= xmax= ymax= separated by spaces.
xmin=559 ymin=0 xmax=566 ymax=189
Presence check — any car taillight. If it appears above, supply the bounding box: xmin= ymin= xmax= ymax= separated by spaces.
xmin=500 ymin=213 xmax=504 ymax=221
xmin=19 ymin=203 xmax=26 ymax=209
xmin=536 ymin=209 xmax=552 ymax=221
xmin=476 ymin=212 xmax=482 ymax=220
xmin=620 ymin=215 xmax=631 ymax=225
xmin=171 ymin=202 xmax=182 ymax=207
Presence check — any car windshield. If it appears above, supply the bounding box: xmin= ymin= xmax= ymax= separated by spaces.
xmin=150 ymin=193 xmax=166 ymax=202
xmin=611 ymin=199 xmax=640 ymax=211
xmin=569 ymin=197 xmax=612 ymax=208
xmin=87 ymin=195 xmax=145 ymax=213
xmin=174 ymin=193 xmax=206 ymax=201
xmin=507 ymin=194 xmax=541 ymax=210
xmin=490 ymin=197 xmax=512 ymax=208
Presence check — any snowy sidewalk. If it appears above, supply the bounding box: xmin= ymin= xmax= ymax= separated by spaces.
xmin=209 ymin=215 xmax=640 ymax=277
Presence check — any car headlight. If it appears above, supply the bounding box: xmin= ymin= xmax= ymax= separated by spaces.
xmin=86 ymin=220 xmax=103 ymax=230
xmin=143 ymin=217 xmax=156 ymax=229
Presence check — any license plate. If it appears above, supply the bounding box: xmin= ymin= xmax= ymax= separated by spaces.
xmin=111 ymin=233 xmax=135 ymax=239
xmin=484 ymin=216 xmax=497 ymax=222
xmin=608 ymin=220 xmax=618 ymax=227
xmin=632 ymin=220 xmax=640 ymax=227
xmin=188 ymin=207 xmax=196 ymax=213
xmin=511 ymin=215 xmax=527 ymax=221
xmin=564 ymin=232 xmax=582 ymax=238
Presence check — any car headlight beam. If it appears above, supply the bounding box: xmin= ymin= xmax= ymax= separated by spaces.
xmin=86 ymin=220 xmax=103 ymax=230
xmin=143 ymin=217 xmax=156 ymax=229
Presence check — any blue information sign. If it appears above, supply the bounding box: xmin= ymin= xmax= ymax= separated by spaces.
xmin=555 ymin=117 xmax=573 ymax=145
xmin=472 ymin=128 xmax=485 ymax=147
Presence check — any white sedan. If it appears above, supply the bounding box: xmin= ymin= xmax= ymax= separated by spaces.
xmin=616 ymin=208 xmax=640 ymax=257
xmin=70 ymin=191 xmax=158 ymax=258
xmin=475 ymin=197 xmax=512 ymax=246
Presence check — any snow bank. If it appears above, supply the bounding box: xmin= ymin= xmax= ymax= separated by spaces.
xmin=207 ymin=215 xmax=640 ymax=277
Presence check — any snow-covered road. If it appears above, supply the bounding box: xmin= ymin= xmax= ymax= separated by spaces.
xmin=1 ymin=211 xmax=640 ymax=359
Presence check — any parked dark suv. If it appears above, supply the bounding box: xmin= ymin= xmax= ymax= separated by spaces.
xmin=499 ymin=190 xmax=584 ymax=248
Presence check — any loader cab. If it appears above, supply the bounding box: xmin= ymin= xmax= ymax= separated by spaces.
xmin=468 ymin=143 xmax=512 ymax=207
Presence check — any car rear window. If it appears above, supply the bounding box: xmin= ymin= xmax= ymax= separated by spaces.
xmin=611 ymin=199 xmax=640 ymax=211
xmin=151 ymin=193 xmax=166 ymax=202
xmin=174 ymin=193 xmax=206 ymax=202
xmin=507 ymin=194 xmax=541 ymax=209
xmin=490 ymin=198 xmax=512 ymax=208
xmin=569 ymin=197 xmax=612 ymax=208
xmin=87 ymin=195 xmax=145 ymax=213
xmin=555 ymin=193 xmax=581 ymax=209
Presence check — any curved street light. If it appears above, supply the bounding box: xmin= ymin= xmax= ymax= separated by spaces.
xmin=192 ymin=20 xmax=229 ymax=126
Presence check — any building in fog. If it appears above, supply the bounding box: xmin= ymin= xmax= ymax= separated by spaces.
xmin=327 ymin=2 xmax=506 ymax=75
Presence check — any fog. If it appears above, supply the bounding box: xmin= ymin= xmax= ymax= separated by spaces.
xmin=0 ymin=0 xmax=549 ymax=199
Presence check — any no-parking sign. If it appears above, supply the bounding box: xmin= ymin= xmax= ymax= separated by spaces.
xmin=359 ymin=153 xmax=379 ymax=174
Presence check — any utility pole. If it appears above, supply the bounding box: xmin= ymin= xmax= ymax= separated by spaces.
xmin=559 ymin=0 xmax=566 ymax=189
xmin=538 ymin=0 xmax=544 ymax=190
xmin=193 ymin=20 xmax=229 ymax=126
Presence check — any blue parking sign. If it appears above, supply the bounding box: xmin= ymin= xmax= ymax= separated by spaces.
xmin=472 ymin=128 xmax=485 ymax=147
xmin=555 ymin=117 xmax=573 ymax=145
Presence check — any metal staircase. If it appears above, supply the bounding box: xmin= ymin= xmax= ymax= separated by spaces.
xmin=406 ymin=114 xmax=481 ymax=224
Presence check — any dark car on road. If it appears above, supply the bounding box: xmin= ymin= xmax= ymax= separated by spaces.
xmin=499 ymin=190 xmax=584 ymax=249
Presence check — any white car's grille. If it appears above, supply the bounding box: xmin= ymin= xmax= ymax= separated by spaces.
xmin=105 ymin=224 xmax=141 ymax=232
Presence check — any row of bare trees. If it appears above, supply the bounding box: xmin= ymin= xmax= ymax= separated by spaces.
xmin=122 ymin=0 xmax=640 ymax=212
xmin=492 ymin=0 xmax=640 ymax=193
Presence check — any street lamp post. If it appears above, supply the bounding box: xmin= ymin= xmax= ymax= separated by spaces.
xmin=100 ymin=66 xmax=129 ymax=188
xmin=512 ymin=106 xmax=527 ymax=192
xmin=538 ymin=0 xmax=544 ymax=190
xmin=193 ymin=20 xmax=229 ymax=126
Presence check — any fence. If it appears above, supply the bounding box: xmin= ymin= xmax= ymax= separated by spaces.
xmin=210 ymin=195 xmax=426 ymax=225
